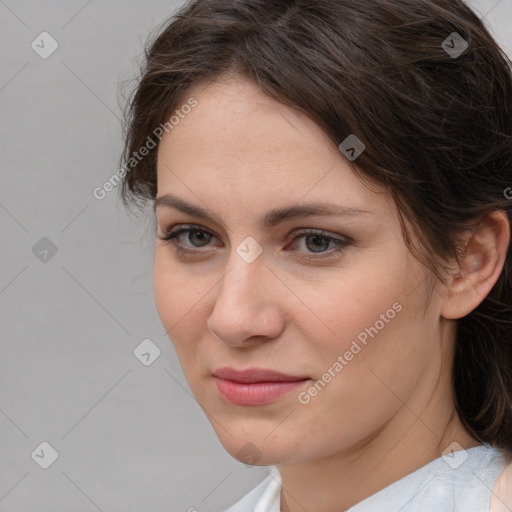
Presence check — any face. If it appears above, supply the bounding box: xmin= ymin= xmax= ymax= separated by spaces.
xmin=153 ymin=75 xmax=450 ymax=466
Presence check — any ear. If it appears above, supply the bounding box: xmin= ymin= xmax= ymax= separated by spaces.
xmin=441 ymin=210 xmax=510 ymax=320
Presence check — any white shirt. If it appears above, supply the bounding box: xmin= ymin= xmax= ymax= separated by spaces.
xmin=224 ymin=443 xmax=508 ymax=512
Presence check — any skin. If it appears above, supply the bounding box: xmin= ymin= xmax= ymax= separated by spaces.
xmin=153 ymin=74 xmax=510 ymax=512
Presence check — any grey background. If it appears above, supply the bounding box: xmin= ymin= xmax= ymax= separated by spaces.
xmin=0 ymin=1 xmax=511 ymax=511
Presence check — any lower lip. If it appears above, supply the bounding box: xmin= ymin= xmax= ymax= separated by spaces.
xmin=214 ymin=377 xmax=309 ymax=405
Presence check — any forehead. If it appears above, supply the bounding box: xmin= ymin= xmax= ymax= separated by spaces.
xmin=155 ymin=76 xmax=390 ymax=216
xmin=158 ymin=76 xmax=334 ymax=164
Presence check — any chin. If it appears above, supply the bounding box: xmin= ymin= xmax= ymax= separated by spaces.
xmin=212 ymin=426 xmax=298 ymax=466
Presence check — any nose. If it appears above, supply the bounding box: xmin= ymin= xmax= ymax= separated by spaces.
xmin=206 ymin=251 xmax=285 ymax=347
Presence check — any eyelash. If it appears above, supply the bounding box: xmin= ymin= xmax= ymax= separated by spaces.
xmin=157 ymin=224 xmax=350 ymax=260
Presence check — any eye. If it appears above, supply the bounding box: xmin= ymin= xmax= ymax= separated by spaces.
xmin=287 ymin=229 xmax=349 ymax=259
xmin=158 ymin=224 xmax=220 ymax=252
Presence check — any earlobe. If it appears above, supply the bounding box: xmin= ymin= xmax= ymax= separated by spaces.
xmin=441 ymin=210 xmax=510 ymax=320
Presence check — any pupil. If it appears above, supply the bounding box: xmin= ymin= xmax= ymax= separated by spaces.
xmin=190 ymin=230 xmax=210 ymax=246
xmin=306 ymin=234 xmax=329 ymax=252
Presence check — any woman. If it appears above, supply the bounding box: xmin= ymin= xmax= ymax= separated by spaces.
xmin=119 ymin=0 xmax=512 ymax=510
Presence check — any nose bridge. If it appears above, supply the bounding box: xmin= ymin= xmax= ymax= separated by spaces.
xmin=216 ymin=247 xmax=267 ymax=316
xmin=207 ymin=244 xmax=283 ymax=344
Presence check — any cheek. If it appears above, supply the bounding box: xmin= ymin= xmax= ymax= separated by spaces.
xmin=291 ymin=260 xmax=408 ymax=359
xmin=153 ymin=251 xmax=212 ymax=360
xmin=291 ymin=260 xmax=429 ymax=409
xmin=153 ymin=252 xmax=179 ymax=326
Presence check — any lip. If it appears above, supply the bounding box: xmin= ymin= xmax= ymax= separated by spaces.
xmin=213 ymin=367 xmax=309 ymax=383
xmin=213 ymin=367 xmax=310 ymax=405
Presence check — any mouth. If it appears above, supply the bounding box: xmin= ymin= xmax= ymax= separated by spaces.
xmin=212 ymin=367 xmax=311 ymax=405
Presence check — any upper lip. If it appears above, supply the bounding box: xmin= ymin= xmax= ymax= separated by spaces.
xmin=213 ymin=367 xmax=309 ymax=383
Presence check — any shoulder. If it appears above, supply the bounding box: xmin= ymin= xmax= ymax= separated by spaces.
xmin=489 ymin=460 xmax=512 ymax=512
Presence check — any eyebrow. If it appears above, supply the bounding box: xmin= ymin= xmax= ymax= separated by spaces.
xmin=153 ymin=193 xmax=374 ymax=227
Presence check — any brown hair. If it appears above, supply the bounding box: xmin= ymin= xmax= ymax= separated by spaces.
xmin=119 ymin=0 xmax=512 ymax=454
